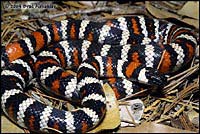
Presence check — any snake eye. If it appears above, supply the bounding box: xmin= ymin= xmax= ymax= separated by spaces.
xmin=143 ymin=67 xmax=167 ymax=87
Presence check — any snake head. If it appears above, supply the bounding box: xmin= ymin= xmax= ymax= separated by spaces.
xmin=137 ymin=67 xmax=167 ymax=87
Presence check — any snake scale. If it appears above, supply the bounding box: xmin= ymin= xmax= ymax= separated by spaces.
xmin=1 ymin=16 xmax=197 ymax=133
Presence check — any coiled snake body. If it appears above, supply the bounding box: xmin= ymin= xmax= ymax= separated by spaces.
xmin=1 ymin=16 xmax=197 ymax=133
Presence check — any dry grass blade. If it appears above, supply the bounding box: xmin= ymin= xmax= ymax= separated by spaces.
xmin=144 ymin=99 xmax=161 ymax=113
xmin=164 ymin=64 xmax=199 ymax=90
xmin=15 ymin=23 xmax=36 ymax=32
xmin=23 ymin=129 xmax=30 ymax=133
xmin=156 ymin=97 xmax=198 ymax=110
xmin=2 ymin=12 xmax=21 ymax=18
xmin=119 ymin=89 xmax=148 ymax=102
xmin=125 ymin=106 xmax=138 ymax=126
xmin=167 ymin=64 xmax=198 ymax=82
xmin=62 ymin=1 xmax=88 ymax=9
xmin=5 ymin=31 xmax=17 ymax=45
xmin=182 ymin=112 xmax=197 ymax=131
xmin=48 ymin=6 xmax=117 ymax=19
xmin=30 ymin=89 xmax=69 ymax=104
xmin=1 ymin=22 xmax=15 ymax=40
xmin=42 ymin=127 xmax=62 ymax=133
xmin=163 ymin=81 xmax=199 ymax=115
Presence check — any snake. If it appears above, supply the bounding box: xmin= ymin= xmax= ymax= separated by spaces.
xmin=1 ymin=16 xmax=197 ymax=133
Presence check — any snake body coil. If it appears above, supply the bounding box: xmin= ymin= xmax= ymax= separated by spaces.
xmin=1 ymin=16 xmax=197 ymax=133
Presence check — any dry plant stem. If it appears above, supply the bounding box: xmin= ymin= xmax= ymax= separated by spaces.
xmin=162 ymin=1 xmax=183 ymax=9
xmin=16 ymin=23 xmax=36 ymax=31
xmin=183 ymin=57 xmax=196 ymax=89
xmin=2 ymin=19 xmax=38 ymax=41
xmin=166 ymin=89 xmax=178 ymax=94
xmin=157 ymin=50 xmax=166 ymax=70
xmin=167 ymin=64 xmax=198 ymax=81
xmin=182 ymin=112 xmax=197 ymax=131
xmin=119 ymin=89 xmax=148 ymax=102
xmin=163 ymin=82 xmax=198 ymax=115
xmin=31 ymin=88 xmax=69 ymax=104
xmin=26 ymin=22 xmax=38 ymax=30
xmin=144 ymin=102 xmax=161 ymax=123
xmin=58 ymin=101 xmax=63 ymax=110
xmin=155 ymin=116 xmax=171 ymax=123
xmin=182 ymin=100 xmax=199 ymax=107
xmin=2 ymin=15 xmax=25 ymax=29
xmin=150 ymin=102 xmax=166 ymax=121
xmin=42 ymin=127 xmax=62 ymax=133
xmin=165 ymin=72 xmax=198 ymax=95
xmin=164 ymin=79 xmax=185 ymax=94
xmin=156 ymin=97 xmax=199 ymax=110
xmin=173 ymin=105 xmax=185 ymax=118
xmin=62 ymin=1 xmax=88 ymax=9
xmin=48 ymin=7 xmax=120 ymax=19
xmin=17 ymin=19 xmax=38 ymax=24
xmin=164 ymin=64 xmax=198 ymax=89
xmin=125 ymin=105 xmax=138 ymax=126
xmin=23 ymin=129 xmax=30 ymax=133
xmin=118 ymin=101 xmax=129 ymax=105
xmin=179 ymin=114 xmax=190 ymax=130
xmin=5 ymin=31 xmax=17 ymax=45
xmin=144 ymin=100 xmax=161 ymax=112
xmin=1 ymin=22 xmax=15 ymax=40
xmin=2 ymin=12 xmax=20 ymax=17
xmin=120 ymin=119 xmax=136 ymax=126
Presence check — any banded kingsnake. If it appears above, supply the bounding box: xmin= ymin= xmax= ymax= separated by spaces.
xmin=1 ymin=16 xmax=197 ymax=133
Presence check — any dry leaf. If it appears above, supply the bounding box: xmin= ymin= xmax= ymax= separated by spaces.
xmin=88 ymin=83 xmax=120 ymax=132
xmin=178 ymin=1 xmax=199 ymax=20
xmin=145 ymin=1 xmax=180 ymax=19
xmin=117 ymin=122 xmax=196 ymax=133
xmin=187 ymin=110 xmax=199 ymax=126
xmin=62 ymin=1 xmax=87 ymax=9
xmin=78 ymin=1 xmax=98 ymax=7
xmin=1 ymin=115 xmax=25 ymax=133
xmin=145 ymin=1 xmax=199 ymax=29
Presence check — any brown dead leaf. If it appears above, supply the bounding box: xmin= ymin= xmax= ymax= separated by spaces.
xmin=178 ymin=1 xmax=199 ymax=20
xmin=145 ymin=1 xmax=199 ymax=29
xmin=145 ymin=1 xmax=180 ymax=19
xmin=1 ymin=115 xmax=25 ymax=133
xmin=62 ymin=1 xmax=87 ymax=9
xmin=89 ymin=83 xmax=120 ymax=132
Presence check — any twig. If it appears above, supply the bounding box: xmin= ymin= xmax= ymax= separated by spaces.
xmin=144 ymin=99 xmax=161 ymax=113
xmin=1 ymin=22 xmax=15 ymax=40
xmin=5 ymin=31 xmax=17 ymax=45
xmin=172 ymin=94 xmax=193 ymax=118
xmin=164 ymin=64 xmax=198 ymax=89
xmin=16 ymin=23 xmax=36 ymax=31
xmin=30 ymin=88 xmax=69 ymax=103
xmin=163 ymin=79 xmax=185 ymax=94
xmin=163 ymin=82 xmax=198 ymax=115
xmin=48 ymin=7 xmax=120 ymax=19
xmin=183 ymin=57 xmax=196 ymax=89
xmin=125 ymin=105 xmax=138 ymax=126
xmin=157 ymin=50 xmax=166 ymax=70
xmin=42 ymin=127 xmax=62 ymax=133
xmin=167 ymin=64 xmax=198 ymax=81
xmin=144 ymin=102 xmax=161 ymax=123
xmin=155 ymin=115 xmax=171 ymax=123
xmin=119 ymin=89 xmax=148 ymax=102
xmin=156 ymin=97 xmax=199 ymax=110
